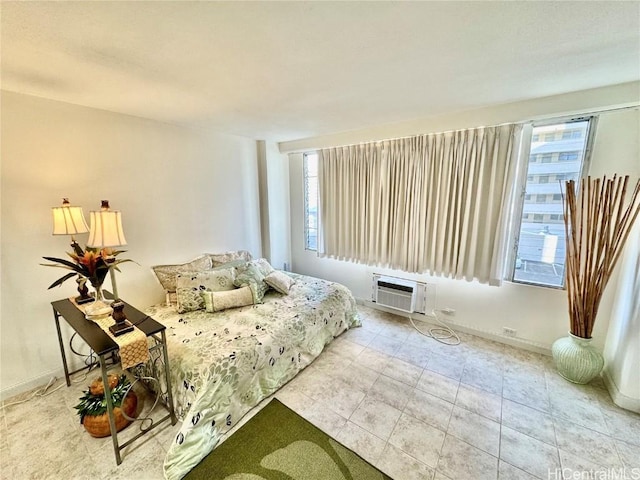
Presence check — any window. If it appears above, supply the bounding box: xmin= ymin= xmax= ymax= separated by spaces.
xmin=303 ymin=153 xmax=319 ymax=251
xmin=559 ymin=152 xmax=579 ymax=162
xmin=512 ymin=119 xmax=592 ymax=288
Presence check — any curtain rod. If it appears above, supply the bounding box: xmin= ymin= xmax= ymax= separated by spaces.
xmin=289 ymin=103 xmax=639 ymax=154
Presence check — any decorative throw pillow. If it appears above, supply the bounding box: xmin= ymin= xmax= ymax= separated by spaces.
xmin=250 ymin=258 xmax=275 ymax=277
xmin=176 ymin=268 xmax=237 ymax=313
xmin=151 ymin=255 xmax=213 ymax=295
xmin=202 ymin=287 xmax=253 ymax=313
xmin=233 ymin=263 xmax=268 ymax=303
xmin=264 ymin=271 xmax=295 ymax=295
xmin=206 ymin=250 xmax=253 ymax=267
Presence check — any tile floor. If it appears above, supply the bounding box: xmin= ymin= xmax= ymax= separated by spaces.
xmin=1 ymin=305 xmax=639 ymax=479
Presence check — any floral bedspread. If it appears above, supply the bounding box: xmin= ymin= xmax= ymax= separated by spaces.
xmin=144 ymin=273 xmax=360 ymax=480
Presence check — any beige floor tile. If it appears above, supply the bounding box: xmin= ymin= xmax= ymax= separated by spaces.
xmin=460 ymin=360 xmax=503 ymax=395
xmin=425 ymin=352 xmax=465 ymax=380
xmin=341 ymin=324 xmax=377 ymax=346
xmin=389 ymin=412 xmax=445 ymax=468
xmin=436 ymin=434 xmax=498 ymax=480
xmin=405 ymin=388 xmax=454 ymax=431
xmin=558 ymin=449 xmax=610 ymax=479
xmin=350 ymin=396 xmax=402 ymax=440
xmin=333 ymin=362 xmax=380 ymax=392
xmin=498 ymin=460 xmax=540 ymax=479
xmin=455 ymin=383 xmax=502 ymax=422
xmin=355 ymin=347 xmax=394 ymax=373
xmin=368 ymin=334 xmax=404 ymax=356
xmin=502 ymin=398 xmax=556 ymax=446
xmin=381 ymin=357 xmax=423 ymax=387
xmin=502 ymin=373 xmax=550 ymax=413
xmin=315 ymin=377 xmax=366 ymax=418
xmin=500 ymin=426 xmax=561 ymax=479
xmin=367 ymin=374 xmax=414 ymax=410
xmin=416 ymin=369 xmax=460 ymax=403
xmin=377 ymin=443 xmax=435 ymax=480
xmin=302 ymin=400 xmax=348 ymax=439
xmin=599 ymin=404 xmax=640 ymax=447
xmin=447 ymin=405 xmax=500 ymax=456
xmin=335 ymin=420 xmax=386 ymax=466
xmin=394 ymin=342 xmax=431 ymax=368
xmin=553 ymin=416 xmax=623 ymax=469
xmin=615 ymin=440 xmax=640 ymax=469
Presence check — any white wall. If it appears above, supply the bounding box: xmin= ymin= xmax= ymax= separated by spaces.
xmin=262 ymin=141 xmax=291 ymax=271
xmin=603 ymin=223 xmax=640 ymax=411
xmin=0 ymin=91 xmax=261 ymax=398
xmin=284 ymin=86 xmax=640 ymax=355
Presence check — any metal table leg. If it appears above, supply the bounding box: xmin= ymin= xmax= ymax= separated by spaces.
xmin=100 ymin=355 xmax=122 ymax=465
xmin=53 ymin=307 xmax=71 ymax=387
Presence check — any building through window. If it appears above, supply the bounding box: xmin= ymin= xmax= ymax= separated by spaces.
xmin=512 ymin=119 xmax=592 ymax=287
xmin=303 ymin=153 xmax=319 ymax=251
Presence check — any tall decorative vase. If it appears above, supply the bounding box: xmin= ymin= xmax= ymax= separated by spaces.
xmin=551 ymin=333 xmax=604 ymax=384
xmin=84 ymin=284 xmax=112 ymax=320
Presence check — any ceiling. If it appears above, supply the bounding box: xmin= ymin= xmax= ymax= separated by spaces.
xmin=2 ymin=1 xmax=639 ymax=142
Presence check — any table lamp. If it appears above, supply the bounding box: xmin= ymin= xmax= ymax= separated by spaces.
xmin=52 ymin=198 xmax=93 ymax=304
xmin=87 ymin=200 xmax=133 ymax=336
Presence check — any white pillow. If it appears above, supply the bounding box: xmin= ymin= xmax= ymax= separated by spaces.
xmin=264 ymin=271 xmax=294 ymax=295
xmin=202 ymin=286 xmax=254 ymax=312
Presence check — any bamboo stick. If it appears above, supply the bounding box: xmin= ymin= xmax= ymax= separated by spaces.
xmin=563 ymin=175 xmax=640 ymax=338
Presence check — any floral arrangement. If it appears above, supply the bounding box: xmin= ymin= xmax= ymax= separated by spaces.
xmin=41 ymin=246 xmax=132 ymax=290
xmin=74 ymin=374 xmax=131 ymax=422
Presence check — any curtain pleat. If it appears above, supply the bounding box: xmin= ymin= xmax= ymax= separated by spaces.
xmin=318 ymin=124 xmax=522 ymax=284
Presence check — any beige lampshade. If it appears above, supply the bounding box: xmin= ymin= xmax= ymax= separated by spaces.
xmin=87 ymin=200 xmax=127 ymax=248
xmin=52 ymin=198 xmax=89 ymax=236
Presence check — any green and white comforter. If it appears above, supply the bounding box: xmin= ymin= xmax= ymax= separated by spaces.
xmin=144 ymin=273 xmax=360 ymax=480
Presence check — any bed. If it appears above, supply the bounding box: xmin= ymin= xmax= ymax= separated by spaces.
xmin=143 ymin=253 xmax=360 ymax=480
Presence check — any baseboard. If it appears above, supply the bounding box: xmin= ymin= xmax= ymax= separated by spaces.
xmin=357 ymin=298 xmax=552 ymax=356
xmin=0 ymin=367 xmax=64 ymax=402
xmin=602 ymin=369 xmax=640 ymax=413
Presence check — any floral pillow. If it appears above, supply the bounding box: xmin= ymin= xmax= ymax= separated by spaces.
xmin=206 ymin=250 xmax=253 ymax=267
xmin=264 ymin=270 xmax=295 ymax=295
xmin=201 ymin=286 xmax=253 ymax=313
xmin=250 ymin=258 xmax=275 ymax=277
xmin=176 ymin=267 xmax=236 ymax=313
xmin=233 ymin=263 xmax=268 ymax=304
xmin=151 ymin=255 xmax=213 ymax=295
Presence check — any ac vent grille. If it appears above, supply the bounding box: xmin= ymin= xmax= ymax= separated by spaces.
xmin=371 ymin=274 xmax=430 ymax=315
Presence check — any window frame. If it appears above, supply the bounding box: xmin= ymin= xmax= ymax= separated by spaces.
xmin=303 ymin=152 xmax=319 ymax=251
xmin=509 ymin=116 xmax=597 ymax=289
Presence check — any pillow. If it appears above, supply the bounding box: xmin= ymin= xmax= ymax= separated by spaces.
xmin=250 ymin=258 xmax=275 ymax=277
xmin=202 ymin=286 xmax=253 ymax=313
xmin=176 ymin=268 xmax=237 ymax=313
xmin=206 ymin=250 xmax=253 ymax=267
xmin=233 ymin=263 xmax=268 ymax=303
xmin=152 ymin=255 xmax=213 ymax=294
xmin=264 ymin=270 xmax=294 ymax=295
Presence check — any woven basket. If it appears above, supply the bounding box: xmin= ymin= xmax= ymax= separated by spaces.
xmin=82 ymin=391 xmax=138 ymax=438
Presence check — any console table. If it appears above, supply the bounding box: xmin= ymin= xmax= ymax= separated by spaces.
xmin=52 ymin=297 xmax=177 ymax=465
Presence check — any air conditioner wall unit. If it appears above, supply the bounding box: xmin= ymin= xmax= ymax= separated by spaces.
xmin=372 ymin=274 xmax=427 ymax=314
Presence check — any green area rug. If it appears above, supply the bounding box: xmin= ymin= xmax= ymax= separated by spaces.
xmin=184 ymin=399 xmax=392 ymax=480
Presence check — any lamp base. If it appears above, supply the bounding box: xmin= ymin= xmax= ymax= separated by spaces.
xmin=109 ymin=320 xmax=134 ymax=337
xmin=75 ymin=295 xmax=95 ymax=305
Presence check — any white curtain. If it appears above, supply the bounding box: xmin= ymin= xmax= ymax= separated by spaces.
xmin=318 ymin=124 xmax=523 ymax=285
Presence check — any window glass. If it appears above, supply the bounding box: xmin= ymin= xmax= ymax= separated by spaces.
xmin=512 ymin=120 xmax=591 ymax=287
xmin=303 ymin=153 xmax=319 ymax=251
